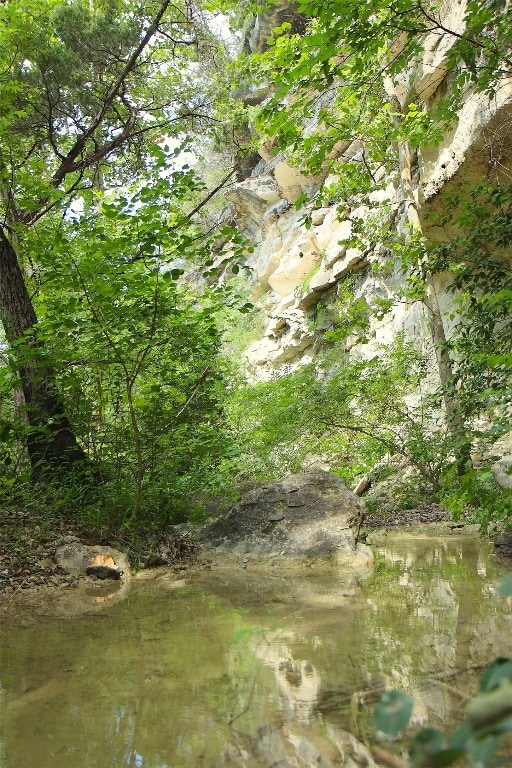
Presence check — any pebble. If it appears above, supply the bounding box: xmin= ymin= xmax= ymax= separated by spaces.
xmin=364 ymin=504 xmax=448 ymax=529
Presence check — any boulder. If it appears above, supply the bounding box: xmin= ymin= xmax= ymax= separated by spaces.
xmin=55 ymin=543 xmax=129 ymax=581
xmin=199 ymin=470 xmax=368 ymax=558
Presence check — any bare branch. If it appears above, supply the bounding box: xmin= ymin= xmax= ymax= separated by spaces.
xmin=417 ymin=3 xmax=512 ymax=67
xmin=38 ymin=67 xmax=65 ymax=160
xmin=17 ymin=171 xmax=87 ymax=225
xmin=186 ymin=168 xmax=237 ymax=220
xmin=174 ymin=366 xmax=211 ymax=421
xmin=158 ymin=29 xmax=198 ymax=47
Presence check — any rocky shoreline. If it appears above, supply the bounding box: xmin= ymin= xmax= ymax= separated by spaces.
xmin=0 ymin=505 xmax=461 ymax=597
xmin=362 ymin=503 xmax=448 ymax=529
xmin=0 ymin=504 xmax=196 ymax=598
xmin=0 ymin=495 xmax=508 ymax=602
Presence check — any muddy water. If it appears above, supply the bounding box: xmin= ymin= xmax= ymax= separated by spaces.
xmin=1 ymin=533 xmax=511 ymax=768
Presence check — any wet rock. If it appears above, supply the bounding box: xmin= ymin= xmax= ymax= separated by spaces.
xmin=86 ymin=564 xmax=122 ymax=580
xmin=55 ymin=543 xmax=129 ymax=581
xmin=143 ymin=535 xmax=198 ymax=568
xmin=198 ymin=470 xmax=367 ymax=559
xmin=494 ymin=532 xmax=512 ymax=558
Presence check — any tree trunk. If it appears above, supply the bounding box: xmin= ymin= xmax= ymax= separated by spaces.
xmin=0 ymin=228 xmax=88 ymax=475
xmin=396 ymin=135 xmax=472 ymax=472
xmin=399 ymin=144 xmax=469 ymax=432
xmin=398 ymin=142 xmax=461 ymax=419
xmin=382 ymin=77 xmax=471 ymax=470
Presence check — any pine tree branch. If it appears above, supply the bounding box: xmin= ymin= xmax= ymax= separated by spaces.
xmin=51 ymin=0 xmax=174 ymax=188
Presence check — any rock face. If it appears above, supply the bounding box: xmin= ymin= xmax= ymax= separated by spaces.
xmin=246 ymin=1 xmax=306 ymax=54
xmin=224 ymin=5 xmax=512 ymax=383
xmin=489 ymin=433 xmax=512 ymax=490
xmin=493 ymin=457 xmax=512 ymax=490
xmin=199 ymin=470 xmax=368 ymax=558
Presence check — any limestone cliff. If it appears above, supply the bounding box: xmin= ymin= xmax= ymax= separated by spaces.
xmin=224 ymin=3 xmax=512 ymax=383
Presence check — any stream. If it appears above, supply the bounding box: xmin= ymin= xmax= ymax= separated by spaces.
xmin=1 ymin=532 xmax=511 ymax=767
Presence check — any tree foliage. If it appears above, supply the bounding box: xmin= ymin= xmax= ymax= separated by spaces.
xmin=426 ymin=184 xmax=512 ymax=422
xmin=228 ymin=337 xmax=435 ymax=488
xmin=375 ymin=655 xmax=512 ymax=767
xmin=226 ymin=0 xmax=511 ymax=174
xmin=0 ymin=0 xmax=247 ymax=528
xmin=0 ymin=142 xmax=250 ymax=525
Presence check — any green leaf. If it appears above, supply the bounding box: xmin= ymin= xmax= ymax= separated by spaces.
xmin=409 ymin=728 xmax=464 ymax=767
xmin=465 ymin=733 xmax=504 ymax=768
xmin=374 ymin=690 xmax=413 ymax=737
xmin=233 ymin=627 xmax=260 ymax=643
xmin=448 ymin=720 xmax=472 ymax=750
xmin=480 ymin=658 xmax=512 ymax=692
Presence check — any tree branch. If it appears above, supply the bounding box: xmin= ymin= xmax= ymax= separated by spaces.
xmin=51 ymin=0 xmax=174 ymax=188
xmin=186 ymin=168 xmax=237 ymax=219
xmin=174 ymin=366 xmax=211 ymax=420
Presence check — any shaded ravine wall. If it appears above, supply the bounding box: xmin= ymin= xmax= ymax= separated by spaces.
xmin=224 ymin=4 xmax=512 ymax=383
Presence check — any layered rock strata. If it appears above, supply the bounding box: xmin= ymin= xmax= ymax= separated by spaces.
xmin=225 ymin=6 xmax=512 ymax=382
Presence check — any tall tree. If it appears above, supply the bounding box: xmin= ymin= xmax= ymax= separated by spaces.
xmin=0 ymin=0 xmax=220 ymax=474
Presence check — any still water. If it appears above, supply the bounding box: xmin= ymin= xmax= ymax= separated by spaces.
xmin=1 ymin=534 xmax=511 ymax=768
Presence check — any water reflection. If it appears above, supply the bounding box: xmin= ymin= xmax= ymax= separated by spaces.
xmin=0 ymin=534 xmax=510 ymax=767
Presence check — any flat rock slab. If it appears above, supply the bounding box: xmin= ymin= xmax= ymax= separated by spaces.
xmin=199 ymin=470 xmax=366 ymax=557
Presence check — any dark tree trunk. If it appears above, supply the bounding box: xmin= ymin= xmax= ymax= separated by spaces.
xmin=0 ymin=228 xmax=88 ymax=475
